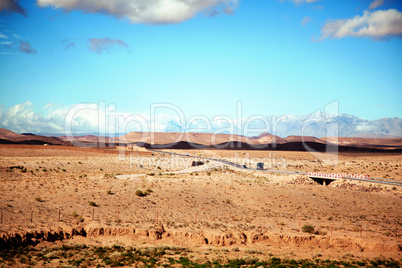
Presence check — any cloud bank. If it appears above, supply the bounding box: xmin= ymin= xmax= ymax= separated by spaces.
xmin=2 ymin=102 xmax=401 ymax=138
xmin=0 ymin=0 xmax=27 ymax=17
xmin=88 ymin=38 xmax=129 ymax=54
xmin=0 ymin=102 xmax=66 ymax=134
xmin=319 ymin=9 xmax=402 ymax=40
xmin=36 ymin=0 xmax=239 ymax=24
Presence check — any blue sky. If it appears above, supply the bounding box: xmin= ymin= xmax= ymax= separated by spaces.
xmin=0 ymin=0 xmax=401 ymax=134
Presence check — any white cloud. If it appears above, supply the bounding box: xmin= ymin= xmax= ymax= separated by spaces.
xmin=0 ymin=102 xmax=64 ymax=134
xmin=0 ymin=102 xmax=242 ymax=135
xmin=62 ymin=39 xmax=75 ymax=50
xmin=368 ymin=0 xmax=384 ymax=10
xmin=282 ymin=0 xmax=318 ymax=5
xmin=0 ymin=102 xmax=182 ymax=135
xmin=12 ymin=33 xmax=22 ymax=39
xmin=88 ymin=38 xmax=129 ymax=54
xmin=5 ymin=40 xmax=37 ymax=54
xmin=355 ymin=124 xmax=375 ymax=132
xmin=301 ymin=16 xmax=311 ymax=26
xmin=319 ymin=9 xmax=402 ymax=40
xmin=36 ymin=0 xmax=239 ymax=24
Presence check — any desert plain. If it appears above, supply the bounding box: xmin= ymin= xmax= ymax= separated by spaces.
xmin=0 ymin=144 xmax=401 ymax=267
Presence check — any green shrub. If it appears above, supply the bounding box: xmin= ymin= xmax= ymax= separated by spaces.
xmin=135 ymin=190 xmax=146 ymax=197
xmin=71 ymin=211 xmax=79 ymax=217
xmin=302 ymin=224 xmax=315 ymax=234
xmin=89 ymin=201 xmax=98 ymax=207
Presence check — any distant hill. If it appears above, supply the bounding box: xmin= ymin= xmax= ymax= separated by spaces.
xmin=0 ymin=128 xmax=22 ymax=139
xmin=1 ymin=127 xmax=401 ymax=152
xmin=0 ymin=128 xmax=70 ymax=145
xmin=116 ymin=131 xmax=402 ymax=151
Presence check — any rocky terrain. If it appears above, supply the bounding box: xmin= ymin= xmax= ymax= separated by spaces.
xmin=0 ymin=144 xmax=401 ymax=266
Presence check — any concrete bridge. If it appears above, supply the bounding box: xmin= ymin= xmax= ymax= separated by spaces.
xmin=307 ymin=175 xmax=339 ymax=185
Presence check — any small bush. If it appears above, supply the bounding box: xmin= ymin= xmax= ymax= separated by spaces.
xmin=89 ymin=201 xmax=98 ymax=207
xmin=135 ymin=190 xmax=146 ymax=197
xmin=106 ymin=190 xmax=112 ymax=195
xmin=315 ymin=230 xmax=327 ymax=235
xmin=35 ymin=197 xmax=43 ymax=202
xmin=145 ymin=189 xmax=153 ymax=194
xmin=71 ymin=211 xmax=79 ymax=217
xmin=302 ymin=224 xmax=315 ymax=234
xmin=70 ymin=212 xmax=83 ymax=222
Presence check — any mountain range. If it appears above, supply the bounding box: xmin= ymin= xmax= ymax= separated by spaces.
xmin=4 ymin=113 xmax=400 ymax=139
xmin=1 ymin=127 xmax=402 ymax=153
xmin=0 ymin=113 xmax=401 ymax=152
xmin=135 ymin=114 xmax=402 ymax=139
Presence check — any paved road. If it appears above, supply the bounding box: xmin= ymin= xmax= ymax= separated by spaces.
xmin=151 ymin=150 xmax=402 ymax=187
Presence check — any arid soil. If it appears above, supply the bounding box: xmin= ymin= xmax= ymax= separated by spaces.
xmin=0 ymin=144 xmax=401 ymax=266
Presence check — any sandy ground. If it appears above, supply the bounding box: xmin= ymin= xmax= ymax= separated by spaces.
xmin=0 ymin=144 xmax=401 ymax=263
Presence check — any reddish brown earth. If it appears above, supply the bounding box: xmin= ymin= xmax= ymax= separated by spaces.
xmin=322 ymin=137 xmax=402 ymax=148
xmin=2 ymin=128 xmax=402 ymax=151
xmin=0 ymin=144 xmax=401 ymax=263
xmin=0 ymin=128 xmax=69 ymax=145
